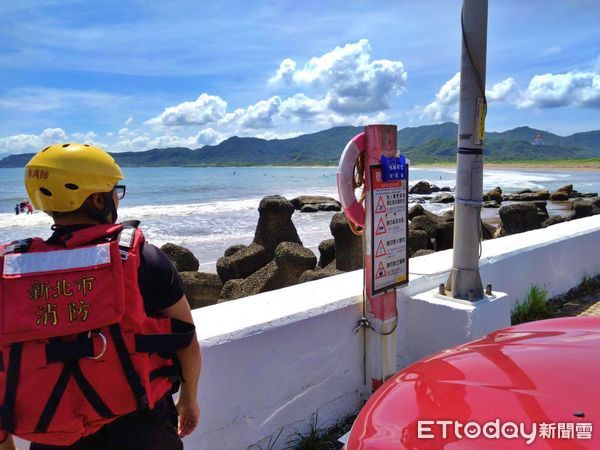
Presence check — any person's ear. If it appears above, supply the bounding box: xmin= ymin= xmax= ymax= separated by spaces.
xmin=88 ymin=192 xmax=105 ymax=210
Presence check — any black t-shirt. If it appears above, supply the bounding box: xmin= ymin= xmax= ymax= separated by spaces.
xmin=46 ymin=225 xmax=184 ymax=316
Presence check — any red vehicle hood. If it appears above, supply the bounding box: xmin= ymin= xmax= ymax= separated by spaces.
xmin=347 ymin=316 xmax=600 ymax=449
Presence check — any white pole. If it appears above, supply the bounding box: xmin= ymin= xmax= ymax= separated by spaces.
xmin=447 ymin=0 xmax=488 ymax=300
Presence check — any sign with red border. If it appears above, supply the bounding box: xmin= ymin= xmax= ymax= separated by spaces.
xmin=370 ymin=163 xmax=408 ymax=295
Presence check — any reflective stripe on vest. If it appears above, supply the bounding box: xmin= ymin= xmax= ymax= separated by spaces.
xmin=3 ymin=243 xmax=111 ymax=276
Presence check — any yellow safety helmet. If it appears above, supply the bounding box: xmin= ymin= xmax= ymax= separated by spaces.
xmin=25 ymin=143 xmax=124 ymax=212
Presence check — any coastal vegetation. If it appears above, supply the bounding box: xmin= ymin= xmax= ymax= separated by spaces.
xmin=511 ymin=286 xmax=551 ymax=325
xmin=1 ymin=123 xmax=598 ymax=168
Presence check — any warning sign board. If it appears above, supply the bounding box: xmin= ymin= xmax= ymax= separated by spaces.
xmin=375 ymin=197 xmax=387 ymax=213
xmin=375 ymin=217 xmax=387 ymax=235
xmin=370 ymin=163 xmax=408 ymax=295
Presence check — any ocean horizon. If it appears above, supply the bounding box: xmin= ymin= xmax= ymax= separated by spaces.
xmin=1 ymin=166 xmax=599 ymax=271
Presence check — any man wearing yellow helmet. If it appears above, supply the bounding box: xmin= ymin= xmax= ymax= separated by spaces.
xmin=0 ymin=144 xmax=201 ymax=450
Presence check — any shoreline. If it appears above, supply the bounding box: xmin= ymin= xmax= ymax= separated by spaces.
xmin=412 ymin=161 xmax=600 ymax=172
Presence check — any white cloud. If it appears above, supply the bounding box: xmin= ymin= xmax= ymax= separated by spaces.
xmin=194 ymin=128 xmax=224 ymax=146
xmin=269 ymin=58 xmax=296 ymax=85
xmin=113 ymin=128 xmax=224 ymax=152
xmin=254 ymin=131 xmax=303 ymax=140
xmin=71 ymin=131 xmax=98 ymax=142
xmin=146 ymin=93 xmax=228 ymax=126
xmin=421 ymin=73 xmax=518 ymax=122
xmin=0 ymin=128 xmax=67 ymax=155
xmin=421 ymin=72 xmax=461 ymax=122
xmin=222 ymin=96 xmax=282 ymax=129
xmin=125 ymin=117 xmax=134 ymax=126
xmin=486 ymin=77 xmax=517 ymax=102
xmin=269 ymin=39 xmax=407 ymax=114
xmin=517 ymin=71 xmax=600 ymax=108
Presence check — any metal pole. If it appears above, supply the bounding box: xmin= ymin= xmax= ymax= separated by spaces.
xmin=447 ymin=0 xmax=488 ymax=300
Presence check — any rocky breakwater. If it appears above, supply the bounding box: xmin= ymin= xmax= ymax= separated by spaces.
xmin=160 ymin=242 xmax=223 ymax=309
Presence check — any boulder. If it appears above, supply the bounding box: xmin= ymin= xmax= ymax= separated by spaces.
xmin=503 ymin=191 xmax=550 ymax=202
xmin=274 ymin=242 xmax=317 ymax=284
xmin=430 ymin=185 xmax=441 ymax=193
xmin=224 ymin=244 xmax=246 ymax=257
xmin=435 ymin=220 xmax=454 ymax=251
xmin=298 ymin=261 xmax=344 ymax=283
xmin=317 ymin=239 xmax=336 ymax=268
xmin=412 ymin=249 xmax=436 ymax=257
xmin=219 ymin=243 xmax=316 ymax=300
xmin=290 ymin=195 xmax=341 ymax=211
xmin=216 ymin=243 xmax=271 ymax=284
xmin=549 ymin=191 xmax=569 ymax=201
xmin=160 ymin=243 xmax=199 ymax=272
xmin=408 ymin=229 xmax=429 ymax=255
xmin=534 ymin=201 xmax=549 ymax=222
xmin=440 ymin=186 xmax=452 ymax=192
xmin=481 ymin=221 xmax=496 ymax=240
xmin=319 ymin=203 xmax=342 ymax=212
xmin=408 ymin=204 xmax=448 ymax=223
xmin=483 ymin=187 xmax=503 ymax=203
xmin=430 ymin=193 xmax=455 ymax=204
xmin=571 ymin=200 xmax=594 ymax=219
xmin=180 ymin=271 xmax=222 ymax=309
xmin=409 ymin=180 xmax=432 ymax=195
xmin=408 ymin=204 xmax=426 ymax=221
xmin=542 ymin=216 xmax=567 ymax=228
xmin=410 ymin=215 xmax=439 ymax=240
xmin=592 ymin=198 xmax=600 ymax=208
xmin=555 ymin=184 xmax=573 ymax=196
xmin=498 ymin=203 xmax=541 ymax=235
xmin=254 ymin=195 xmax=302 ymax=252
xmin=218 ymin=279 xmax=245 ymax=302
xmin=218 ymin=194 xmax=305 ymax=284
xmin=441 ymin=210 xmax=454 ymax=222
xmin=330 ymin=213 xmax=363 ymax=271
xmin=483 ymin=200 xmax=500 ymax=208
xmin=300 ymin=204 xmax=319 ymax=213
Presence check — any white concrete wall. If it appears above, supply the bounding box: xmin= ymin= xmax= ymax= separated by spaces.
xmin=185 ymin=215 xmax=600 ymax=449
xmin=14 ymin=216 xmax=600 ymax=449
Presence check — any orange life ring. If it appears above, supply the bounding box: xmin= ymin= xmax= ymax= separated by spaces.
xmin=337 ymin=132 xmax=366 ymax=228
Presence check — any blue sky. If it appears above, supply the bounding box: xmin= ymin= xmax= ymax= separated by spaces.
xmin=0 ymin=0 xmax=599 ymax=155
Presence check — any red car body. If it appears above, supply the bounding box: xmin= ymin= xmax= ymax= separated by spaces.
xmin=346 ymin=316 xmax=600 ymax=449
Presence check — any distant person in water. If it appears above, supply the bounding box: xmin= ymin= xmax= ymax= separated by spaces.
xmin=25 ymin=202 xmax=33 ymax=214
xmin=19 ymin=201 xmax=26 ymax=213
xmin=14 ymin=204 xmax=19 ymax=215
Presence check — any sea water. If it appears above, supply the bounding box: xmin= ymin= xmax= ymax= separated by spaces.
xmin=1 ymin=166 xmax=598 ymax=271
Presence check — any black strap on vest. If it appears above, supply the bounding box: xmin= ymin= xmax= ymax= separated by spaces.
xmin=45 ymin=334 xmax=96 ymax=363
xmin=149 ymin=365 xmax=180 ymax=382
xmin=34 ymin=360 xmax=115 ymax=433
xmin=109 ymin=324 xmax=149 ymax=410
xmin=0 ymin=343 xmax=23 ymax=433
xmin=135 ymin=319 xmax=195 ymax=355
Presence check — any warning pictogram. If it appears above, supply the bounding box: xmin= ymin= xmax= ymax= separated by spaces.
xmin=375 ymin=217 xmax=387 ymax=235
xmin=375 ymin=196 xmax=386 ymax=213
xmin=376 ymin=262 xmax=387 ymax=279
xmin=375 ymin=241 xmax=387 ymax=257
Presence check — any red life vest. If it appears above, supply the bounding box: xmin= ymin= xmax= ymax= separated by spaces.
xmin=0 ymin=222 xmax=195 ymax=446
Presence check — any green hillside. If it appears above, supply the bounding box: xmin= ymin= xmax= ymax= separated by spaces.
xmin=1 ymin=123 xmax=599 ymax=168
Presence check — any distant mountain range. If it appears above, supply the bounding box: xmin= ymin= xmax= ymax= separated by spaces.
xmin=1 ymin=123 xmax=599 ymax=168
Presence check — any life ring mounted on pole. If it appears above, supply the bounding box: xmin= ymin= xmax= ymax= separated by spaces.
xmin=337 ymin=132 xmax=366 ymax=235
